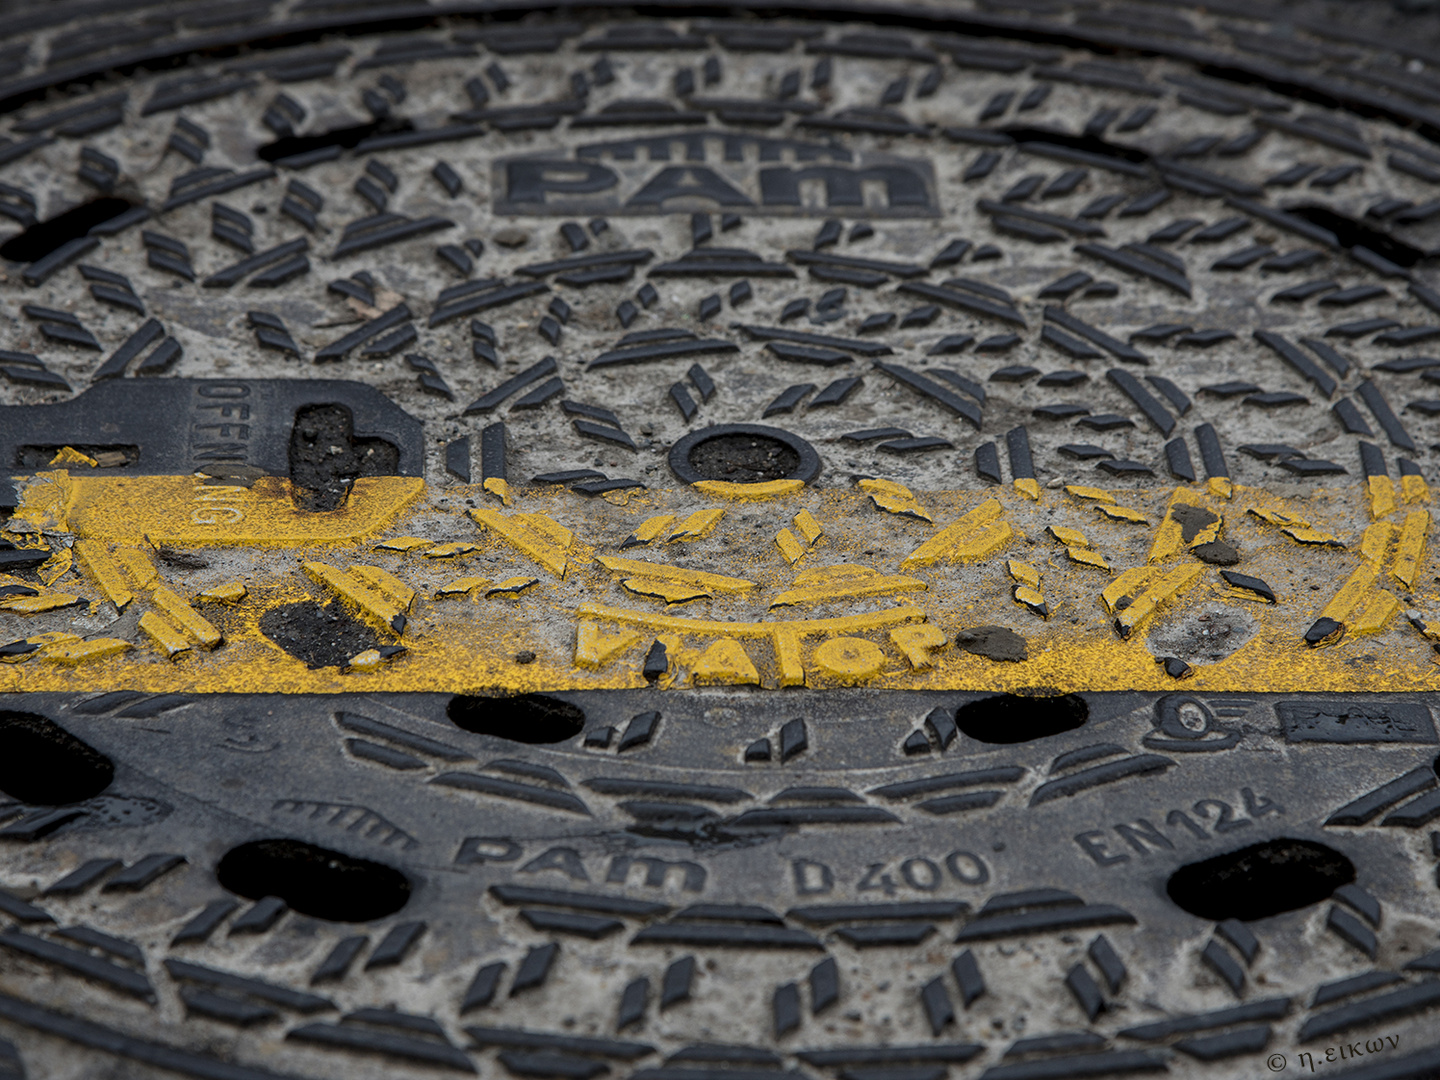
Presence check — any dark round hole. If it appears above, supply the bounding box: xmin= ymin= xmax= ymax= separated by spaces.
xmin=954 ymin=693 xmax=1088 ymax=744
xmin=217 ymin=839 xmax=410 ymax=923
xmin=0 ymin=197 xmax=134 ymax=264
xmin=689 ymin=432 xmax=801 ymax=483
xmin=0 ymin=711 xmax=113 ymax=805
xmin=669 ymin=425 xmax=820 ymax=485
xmin=448 ymin=694 xmax=585 ymax=744
xmin=1167 ymin=838 xmax=1355 ymax=922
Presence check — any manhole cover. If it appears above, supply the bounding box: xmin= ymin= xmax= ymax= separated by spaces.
xmin=0 ymin=2 xmax=1439 ymax=1078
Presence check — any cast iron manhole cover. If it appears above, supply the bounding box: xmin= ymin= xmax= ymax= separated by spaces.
xmin=1 ymin=1 xmax=1440 ymax=1077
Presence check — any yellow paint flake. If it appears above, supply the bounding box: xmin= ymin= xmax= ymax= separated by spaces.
xmin=623 ymin=515 xmax=676 ymax=548
xmin=1147 ymin=488 xmax=1206 ymax=562
xmin=794 ymin=510 xmax=823 ymax=544
xmin=139 ymin=611 xmax=191 ymax=658
xmin=0 ymin=632 xmax=81 ymax=663
xmin=1114 ymin=563 xmax=1205 ymax=639
xmin=692 ymin=637 xmax=760 ymax=684
xmin=1250 ymin=506 xmax=1346 ymax=546
xmin=198 ymin=581 xmax=247 ymax=603
xmin=1012 ymin=584 xmax=1049 ymax=617
xmin=483 ymin=477 xmax=513 ymax=507
xmin=1391 ymin=510 xmax=1429 ymax=591
xmin=621 ymin=578 xmax=711 ymax=605
xmin=470 ymin=508 xmax=573 ymax=578
xmin=1097 ymin=504 xmax=1148 ymax=524
xmin=38 ymin=547 xmax=72 ymax=587
xmin=1066 ymin=485 xmax=1116 ymax=504
xmin=890 ymin=624 xmax=948 ymax=669
xmin=775 ymin=529 xmax=806 ymax=565
xmin=42 ymin=637 xmax=130 ymax=664
xmin=486 ymin=576 xmax=538 ymax=597
xmin=1006 ymin=560 xmax=1040 ymax=589
xmin=858 ymin=478 xmax=932 ymax=522
xmin=668 ymin=508 xmax=725 ymax=542
xmin=1066 ymin=547 xmax=1110 ymax=571
xmin=693 ymin=479 xmax=804 ymax=501
xmin=49 ymin=447 xmax=97 ymax=468
xmin=73 ymin=540 xmax=133 ymax=611
xmin=1047 ymin=525 xmax=1090 ymax=548
xmin=435 ymin=576 xmax=491 ymax=598
xmin=1013 ymin=477 xmax=1041 ymax=502
xmin=151 ymin=586 xmax=224 ymax=648
xmin=596 ymin=555 xmax=756 ymax=594
xmin=302 ymin=562 xmax=406 ymax=635
xmin=374 ymin=536 xmax=432 ymax=552
xmin=574 ymin=621 xmax=643 ymax=670
xmin=1207 ymin=477 xmax=1233 ymax=500
xmin=424 ymin=541 xmax=479 ymax=558
xmin=346 ymin=649 xmax=386 ymax=672
xmin=772 ymin=565 xmax=927 ymax=608
xmin=0 ymin=593 xmax=80 ymax=614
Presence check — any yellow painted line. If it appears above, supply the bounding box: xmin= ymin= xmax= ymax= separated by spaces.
xmin=577 ymin=601 xmax=924 ymax=639
xmin=596 ymin=555 xmax=756 ymax=594
xmin=58 ymin=474 xmax=425 ymax=545
xmin=115 ymin=547 xmax=157 ymax=590
xmin=693 ymin=479 xmax=804 ymax=500
xmin=348 ymin=565 xmax=415 ymax=611
xmin=1351 ymin=589 xmax=1401 ymax=635
xmin=1114 ymin=563 xmax=1205 ymax=639
xmin=1320 ymin=563 xmax=1380 ymax=623
xmin=1360 ymin=522 xmax=1396 ymax=564
xmin=902 ymin=499 xmax=1003 ymax=568
xmin=771 ymin=566 xmax=927 ymax=608
xmin=1368 ymin=475 xmax=1398 ymax=520
xmin=139 ymin=611 xmax=190 ymax=658
xmin=151 ymin=587 xmax=223 ymax=648
xmin=1147 ymin=487 xmax=1205 ymax=563
xmin=0 ymin=594 xmax=80 ymax=614
xmin=42 ymin=638 xmax=129 ymax=665
xmin=301 ymin=562 xmax=406 ymax=635
xmin=469 ymin=507 xmax=572 ymax=578
xmin=1391 ymin=510 xmax=1429 ymax=590
xmin=1403 ymin=473 xmax=1430 ymax=505
xmin=73 ymin=540 xmax=133 ymax=611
